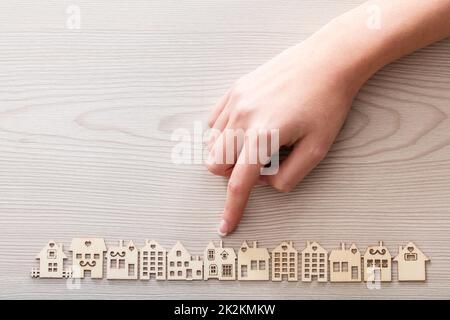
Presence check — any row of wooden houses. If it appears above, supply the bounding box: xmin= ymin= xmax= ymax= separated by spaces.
xmin=31 ymin=239 xmax=429 ymax=282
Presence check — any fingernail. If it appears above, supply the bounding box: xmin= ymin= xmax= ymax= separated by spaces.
xmin=218 ymin=219 xmax=229 ymax=237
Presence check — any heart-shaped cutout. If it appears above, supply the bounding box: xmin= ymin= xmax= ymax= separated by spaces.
xmin=282 ymin=245 xmax=288 ymax=251
xmin=407 ymin=246 xmax=414 ymax=252
xmin=241 ymin=247 xmax=247 ymax=252
xmin=85 ymin=241 xmax=91 ymax=247
xmin=312 ymin=246 xmax=317 ymax=251
xmin=49 ymin=243 xmax=55 ymax=247
xmin=129 ymin=246 xmax=135 ymax=251
xmin=351 ymin=248 xmax=357 ymax=254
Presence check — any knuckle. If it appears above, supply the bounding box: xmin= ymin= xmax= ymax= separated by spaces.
xmin=309 ymin=144 xmax=328 ymax=162
xmin=272 ymin=177 xmax=293 ymax=193
xmin=207 ymin=163 xmax=227 ymax=176
xmin=277 ymin=183 xmax=293 ymax=193
xmin=227 ymin=180 xmax=245 ymax=195
xmin=235 ymin=104 xmax=251 ymax=118
xmin=229 ymin=104 xmax=251 ymax=124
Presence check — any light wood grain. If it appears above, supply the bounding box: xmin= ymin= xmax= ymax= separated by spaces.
xmin=0 ymin=0 xmax=449 ymax=299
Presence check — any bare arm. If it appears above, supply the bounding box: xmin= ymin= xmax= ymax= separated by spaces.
xmin=313 ymin=0 xmax=450 ymax=92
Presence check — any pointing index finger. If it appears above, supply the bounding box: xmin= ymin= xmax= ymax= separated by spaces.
xmin=218 ymin=133 xmax=263 ymax=236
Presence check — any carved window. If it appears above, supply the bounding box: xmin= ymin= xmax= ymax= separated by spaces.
xmin=208 ymin=249 xmax=215 ymax=261
xmin=222 ymin=264 xmax=232 ymax=277
xmin=210 ymin=264 xmax=217 ymax=275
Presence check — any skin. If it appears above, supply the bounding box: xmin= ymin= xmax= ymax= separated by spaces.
xmin=206 ymin=0 xmax=450 ymax=236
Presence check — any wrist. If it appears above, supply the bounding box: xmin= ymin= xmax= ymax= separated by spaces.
xmin=304 ymin=17 xmax=386 ymax=95
xmin=306 ymin=0 xmax=450 ymax=96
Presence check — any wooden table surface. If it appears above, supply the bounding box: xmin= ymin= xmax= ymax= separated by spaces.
xmin=1 ymin=0 xmax=449 ymax=299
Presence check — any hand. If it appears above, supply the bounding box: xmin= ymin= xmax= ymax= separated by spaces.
xmin=207 ymin=31 xmax=362 ymax=236
xmin=207 ymin=0 xmax=450 ymax=236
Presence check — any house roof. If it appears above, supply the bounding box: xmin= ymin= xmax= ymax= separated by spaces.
xmin=239 ymin=241 xmax=270 ymax=258
xmin=272 ymin=241 xmax=297 ymax=253
xmin=168 ymin=241 xmax=190 ymax=255
xmin=107 ymin=240 xmax=137 ymax=252
xmin=329 ymin=243 xmax=360 ymax=260
xmin=363 ymin=241 xmax=391 ymax=258
xmin=206 ymin=240 xmax=223 ymax=249
xmin=220 ymin=249 xmax=237 ymax=259
xmin=142 ymin=239 xmax=166 ymax=252
xmin=36 ymin=240 xmax=67 ymax=259
xmin=241 ymin=241 xmax=250 ymax=249
xmin=301 ymin=241 xmax=327 ymax=254
xmin=69 ymin=238 xmax=107 ymax=252
xmin=206 ymin=241 xmax=236 ymax=258
xmin=393 ymin=242 xmax=429 ymax=262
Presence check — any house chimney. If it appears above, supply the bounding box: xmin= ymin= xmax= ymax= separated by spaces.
xmin=219 ymin=240 xmax=223 ymax=248
xmin=253 ymin=241 xmax=257 ymax=248
xmin=399 ymin=245 xmax=403 ymax=253
xmin=379 ymin=241 xmax=383 ymax=247
xmin=341 ymin=243 xmax=345 ymax=250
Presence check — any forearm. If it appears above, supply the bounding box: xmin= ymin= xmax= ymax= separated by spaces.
xmin=303 ymin=0 xmax=450 ymax=95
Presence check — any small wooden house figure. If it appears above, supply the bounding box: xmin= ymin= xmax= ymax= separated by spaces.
xmin=363 ymin=241 xmax=392 ymax=282
xmin=329 ymin=243 xmax=361 ymax=282
xmin=30 ymin=240 xmax=72 ymax=278
xmin=70 ymin=238 xmax=107 ymax=279
xmin=140 ymin=240 xmax=167 ymax=280
xmin=106 ymin=240 xmax=138 ymax=280
xmin=301 ymin=241 xmax=328 ymax=282
xmin=271 ymin=241 xmax=298 ymax=282
xmin=237 ymin=241 xmax=270 ymax=281
xmin=204 ymin=241 xmax=237 ymax=280
xmin=167 ymin=241 xmax=203 ymax=280
xmin=393 ymin=242 xmax=429 ymax=281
